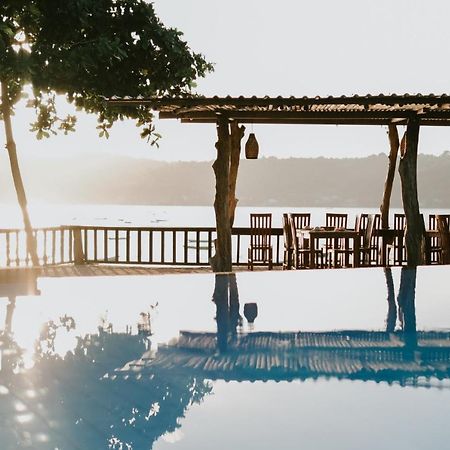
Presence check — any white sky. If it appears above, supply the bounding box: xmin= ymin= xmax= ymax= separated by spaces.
xmin=7 ymin=0 xmax=450 ymax=161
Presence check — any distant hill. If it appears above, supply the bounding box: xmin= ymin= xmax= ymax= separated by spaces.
xmin=0 ymin=152 xmax=449 ymax=207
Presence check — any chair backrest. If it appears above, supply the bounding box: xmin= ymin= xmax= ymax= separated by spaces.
xmin=437 ymin=215 xmax=450 ymax=264
xmin=325 ymin=213 xmax=348 ymax=229
xmin=355 ymin=213 xmax=368 ymax=233
xmin=429 ymin=214 xmax=450 ymax=230
xmin=393 ymin=213 xmax=406 ymax=230
xmin=250 ymin=213 xmax=272 ymax=248
xmin=362 ymin=214 xmax=375 ymax=250
xmin=282 ymin=213 xmax=292 ymax=250
xmin=290 ymin=213 xmax=311 ymax=230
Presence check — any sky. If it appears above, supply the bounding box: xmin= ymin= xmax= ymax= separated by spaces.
xmin=6 ymin=0 xmax=450 ymax=162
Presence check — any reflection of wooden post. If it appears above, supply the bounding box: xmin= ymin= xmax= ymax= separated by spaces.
xmin=384 ymin=267 xmax=396 ymax=332
xmin=397 ymin=267 xmax=417 ymax=350
xmin=73 ymin=227 xmax=85 ymax=265
xmin=380 ymin=125 xmax=400 ymax=229
xmin=213 ymin=274 xmax=230 ymax=353
xmin=398 ymin=117 xmax=425 ymax=266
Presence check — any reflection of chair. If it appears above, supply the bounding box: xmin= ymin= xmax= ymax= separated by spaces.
xmin=248 ymin=213 xmax=273 ymax=270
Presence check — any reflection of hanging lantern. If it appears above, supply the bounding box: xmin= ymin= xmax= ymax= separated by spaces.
xmin=245 ymin=133 xmax=259 ymax=159
xmin=244 ymin=302 xmax=258 ymax=323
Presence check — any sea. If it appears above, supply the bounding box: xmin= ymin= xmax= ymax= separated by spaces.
xmin=2 ymin=203 xmax=450 ymax=229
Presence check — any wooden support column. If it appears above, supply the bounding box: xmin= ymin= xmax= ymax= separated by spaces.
xmin=398 ymin=117 xmax=425 ymax=266
xmin=228 ymin=122 xmax=245 ymax=228
xmin=380 ymin=124 xmax=400 ymax=229
xmin=211 ymin=117 xmax=232 ymax=272
xmin=73 ymin=227 xmax=85 ymax=265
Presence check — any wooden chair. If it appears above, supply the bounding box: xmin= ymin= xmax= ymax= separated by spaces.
xmin=393 ymin=213 xmax=406 ymax=231
xmin=326 ymin=213 xmax=348 ymax=229
xmin=288 ymin=213 xmax=312 ymax=269
xmin=359 ymin=214 xmax=375 ymax=266
xmin=290 ymin=213 xmax=311 ymax=230
xmin=429 ymin=214 xmax=450 ymax=264
xmin=282 ymin=213 xmax=293 ymax=270
xmin=248 ymin=213 xmax=273 ymax=270
xmin=324 ymin=213 xmax=348 ymax=266
xmin=387 ymin=213 xmax=406 ymax=265
xmin=436 ymin=215 xmax=450 ymax=264
xmin=355 ymin=213 xmax=368 ymax=234
xmin=289 ymin=215 xmax=322 ymax=269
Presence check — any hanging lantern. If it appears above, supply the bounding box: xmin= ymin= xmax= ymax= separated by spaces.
xmin=245 ymin=133 xmax=259 ymax=159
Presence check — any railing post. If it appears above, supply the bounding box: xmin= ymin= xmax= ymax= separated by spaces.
xmin=73 ymin=227 xmax=85 ymax=265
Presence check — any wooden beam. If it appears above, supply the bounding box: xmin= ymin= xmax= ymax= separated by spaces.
xmin=180 ymin=118 xmax=403 ymax=125
xmin=380 ymin=125 xmax=400 ymax=229
xmin=179 ymin=117 xmax=450 ymax=126
xmin=398 ymin=117 xmax=425 ymax=266
xmin=210 ymin=118 xmax=232 ymax=273
xmin=170 ymin=110 xmax=420 ymax=121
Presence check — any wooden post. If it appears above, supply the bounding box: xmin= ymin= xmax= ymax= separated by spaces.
xmin=73 ymin=227 xmax=85 ymax=265
xmin=211 ymin=117 xmax=232 ymax=272
xmin=229 ymin=122 xmax=245 ymax=228
xmin=398 ymin=116 xmax=425 ymax=266
xmin=380 ymin=124 xmax=400 ymax=229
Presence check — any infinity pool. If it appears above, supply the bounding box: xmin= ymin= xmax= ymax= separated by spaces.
xmin=1 ymin=266 xmax=450 ymax=449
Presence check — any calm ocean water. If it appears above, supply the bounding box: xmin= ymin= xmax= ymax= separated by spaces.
xmin=2 ymin=203 xmax=450 ymax=229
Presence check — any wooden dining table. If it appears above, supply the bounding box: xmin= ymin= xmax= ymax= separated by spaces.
xmin=297 ymin=228 xmax=361 ymax=269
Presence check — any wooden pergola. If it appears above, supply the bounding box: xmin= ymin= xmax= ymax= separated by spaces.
xmin=109 ymin=94 xmax=450 ymax=272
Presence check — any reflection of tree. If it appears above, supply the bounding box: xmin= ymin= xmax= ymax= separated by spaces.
xmin=383 ymin=267 xmax=417 ymax=345
xmin=212 ymin=273 xmax=242 ymax=353
xmin=397 ymin=267 xmax=417 ymax=349
xmin=0 ymin=307 xmax=212 ymax=450
xmin=384 ymin=268 xmax=397 ymax=332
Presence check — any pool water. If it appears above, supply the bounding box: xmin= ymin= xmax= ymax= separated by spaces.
xmin=1 ymin=266 xmax=450 ymax=449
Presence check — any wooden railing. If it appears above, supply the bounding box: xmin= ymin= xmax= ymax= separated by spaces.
xmin=0 ymin=225 xmax=284 ymax=268
xmin=0 ymin=227 xmax=74 ymax=267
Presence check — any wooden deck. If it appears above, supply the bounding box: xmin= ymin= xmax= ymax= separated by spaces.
xmin=0 ymin=263 xmax=281 ymax=279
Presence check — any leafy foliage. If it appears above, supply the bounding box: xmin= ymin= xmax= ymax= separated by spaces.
xmin=0 ymin=0 xmax=213 ymax=144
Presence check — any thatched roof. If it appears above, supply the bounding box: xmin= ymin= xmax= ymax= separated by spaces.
xmin=109 ymin=94 xmax=450 ymax=126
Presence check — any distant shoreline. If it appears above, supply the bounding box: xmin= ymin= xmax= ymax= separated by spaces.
xmin=1 ymin=153 xmax=450 ymax=207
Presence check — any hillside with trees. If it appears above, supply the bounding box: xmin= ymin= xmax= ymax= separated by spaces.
xmin=1 ymin=152 xmax=449 ymax=207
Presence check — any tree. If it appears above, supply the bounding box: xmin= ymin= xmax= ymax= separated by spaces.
xmin=1 ymin=0 xmax=212 ymax=265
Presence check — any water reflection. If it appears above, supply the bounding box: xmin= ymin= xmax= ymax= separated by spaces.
xmin=193 ymin=269 xmax=447 ymax=386
xmin=0 ymin=268 xmax=449 ymax=449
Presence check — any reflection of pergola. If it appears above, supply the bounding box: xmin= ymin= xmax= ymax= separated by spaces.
xmin=120 ymin=330 xmax=450 ymax=386
xmin=110 ymin=94 xmax=450 ymax=271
